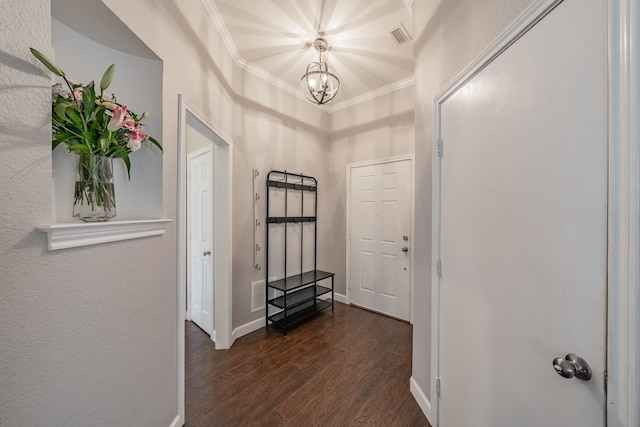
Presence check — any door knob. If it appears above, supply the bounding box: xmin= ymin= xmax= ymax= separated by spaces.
xmin=203 ymin=250 xmax=211 ymax=256
xmin=553 ymin=353 xmax=592 ymax=381
xmin=401 ymin=246 xmax=408 ymax=252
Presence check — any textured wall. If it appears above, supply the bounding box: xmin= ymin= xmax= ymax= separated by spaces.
xmin=0 ymin=1 xmax=177 ymax=426
xmin=411 ymin=0 xmax=534 ymax=406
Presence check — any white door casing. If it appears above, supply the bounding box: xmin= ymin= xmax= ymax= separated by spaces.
xmin=187 ymin=146 xmax=214 ymax=335
xmin=348 ymin=157 xmax=413 ymax=321
xmin=177 ymin=95 xmax=233 ymax=426
xmin=433 ymin=0 xmax=607 ymax=426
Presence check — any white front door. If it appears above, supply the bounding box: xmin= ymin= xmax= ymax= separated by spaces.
xmin=435 ymin=0 xmax=607 ymax=425
xmin=349 ymin=159 xmax=412 ymax=321
xmin=188 ymin=146 xmax=214 ymax=335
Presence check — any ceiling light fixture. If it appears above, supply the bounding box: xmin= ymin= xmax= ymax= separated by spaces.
xmin=300 ymin=38 xmax=340 ymax=105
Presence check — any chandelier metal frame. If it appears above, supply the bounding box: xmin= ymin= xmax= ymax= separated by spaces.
xmin=300 ymin=38 xmax=340 ymax=105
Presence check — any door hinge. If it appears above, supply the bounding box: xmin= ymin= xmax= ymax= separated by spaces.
xmin=436 ymin=377 xmax=441 ymax=397
xmin=437 ymin=138 xmax=443 ymax=157
xmin=436 ymin=258 xmax=442 ymax=277
xmin=604 ymin=369 xmax=607 ymax=393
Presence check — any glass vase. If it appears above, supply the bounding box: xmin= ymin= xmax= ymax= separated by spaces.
xmin=73 ymin=154 xmax=116 ymax=222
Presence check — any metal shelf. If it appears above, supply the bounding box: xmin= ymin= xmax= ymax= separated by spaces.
xmin=265 ymin=170 xmax=333 ymax=334
xmin=267 ymin=270 xmax=334 ymax=292
xmin=267 ymin=299 xmax=332 ymax=329
xmin=268 ymin=284 xmax=332 ymax=309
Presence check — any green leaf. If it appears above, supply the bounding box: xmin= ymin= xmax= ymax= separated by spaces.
xmin=53 ymin=132 xmax=76 ymax=150
xmin=111 ymin=146 xmax=130 ymax=157
xmin=82 ymin=82 xmax=96 ymax=121
xmin=100 ymin=64 xmax=115 ymax=92
xmin=99 ymin=137 xmax=109 ymax=151
xmin=65 ymin=107 xmax=83 ymax=125
xmin=122 ymin=155 xmax=131 ymax=180
xmin=30 ymin=48 xmax=65 ymax=77
xmin=67 ymin=144 xmax=91 ymax=155
xmin=53 ymin=102 xmax=69 ymax=121
xmin=91 ymin=106 xmax=108 ymax=131
xmin=82 ymin=131 xmax=97 ymax=145
xmin=148 ymin=136 xmax=163 ymax=151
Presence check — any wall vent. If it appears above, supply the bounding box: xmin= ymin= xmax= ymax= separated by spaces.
xmin=389 ymin=23 xmax=412 ymax=45
xmin=251 ymin=280 xmax=265 ymax=313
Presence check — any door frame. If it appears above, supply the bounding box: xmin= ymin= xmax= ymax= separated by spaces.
xmin=186 ymin=144 xmax=214 ymax=333
xmin=429 ymin=0 xmax=640 ymax=426
xmin=177 ymin=94 xmax=233 ymax=425
xmin=346 ymin=155 xmax=415 ymax=323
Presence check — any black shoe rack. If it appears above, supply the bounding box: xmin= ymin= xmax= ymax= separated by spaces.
xmin=265 ymin=170 xmax=334 ymax=334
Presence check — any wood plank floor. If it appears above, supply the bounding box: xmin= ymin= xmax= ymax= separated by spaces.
xmin=185 ymin=302 xmax=431 ymax=426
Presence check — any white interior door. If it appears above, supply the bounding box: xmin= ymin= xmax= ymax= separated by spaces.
xmin=349 ymin=159 xmax=412 ymax=321
xmin=435 ymin=0 xmax=607 ymax=425
xmin=188 ymin=146 xmax=214 ymax=335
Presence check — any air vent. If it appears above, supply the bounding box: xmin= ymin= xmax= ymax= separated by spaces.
xmin=389 ymin=23 xmax=412 ymax=45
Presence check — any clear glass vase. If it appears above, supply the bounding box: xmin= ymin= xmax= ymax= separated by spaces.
xmin=73 ymin=154 xmax=116 ymax=222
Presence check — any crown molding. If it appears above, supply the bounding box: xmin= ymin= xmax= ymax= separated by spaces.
xmin=202 ymin=0 xmax=300 ymax=100
xmin=324 ymin=77 xmax=415 ymax=113
xmin=201 ymin=0 xmax=413 ymax=112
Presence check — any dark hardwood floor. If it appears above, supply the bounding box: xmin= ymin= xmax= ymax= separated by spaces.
xmin=185 ymin=302 xmax=431 ymax=427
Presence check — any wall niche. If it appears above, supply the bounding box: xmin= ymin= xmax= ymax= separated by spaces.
xmin=38 ymin=1 xmax=168 ymax=251
xmin=51 ymin=0 xmax=163 ymax=222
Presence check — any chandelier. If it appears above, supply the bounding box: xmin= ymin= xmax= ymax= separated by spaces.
xmin=300 ymin=38 xmax=340 ymax=105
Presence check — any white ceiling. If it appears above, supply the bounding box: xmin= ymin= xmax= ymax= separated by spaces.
xmin=206 ymin=0 xmax=415 ymax=110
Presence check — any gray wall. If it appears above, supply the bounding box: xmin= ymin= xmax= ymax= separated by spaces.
xmin=411 ymin=0 xmax=535 ymax=405
xmin=1 ymin=0 xmax=328 ymax=425
xmin=0 ymin=0 xmax=540 ymax=424
xmin=327 ymin=86 xmax=415 ymax=296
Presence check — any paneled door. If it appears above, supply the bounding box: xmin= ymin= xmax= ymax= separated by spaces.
xmin=435 ymin=0 xmax=607 ymax=425
xmin=349 ymin=159 xmax=412 ymax=321
xmin=188 ymin=146 xmax=214 ymax=335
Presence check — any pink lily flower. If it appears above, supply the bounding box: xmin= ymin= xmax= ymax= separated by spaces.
xmin=122 ymin=118 xmax=136 ymax=129
xmin=71 ymin=88 xmax=83 ymax=102
xmin=127 ymin=128 xmax=147 ymax=151
xmin=107 ymin=105 xmax=128 ymax=131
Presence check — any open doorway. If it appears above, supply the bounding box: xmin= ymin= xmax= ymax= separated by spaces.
xmin=186 ymin=119 xmax=217 ymax=336
xmin=177 ymin=95 xmax=233 ymax=424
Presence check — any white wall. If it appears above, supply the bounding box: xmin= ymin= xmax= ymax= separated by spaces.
xmin=186 ymin=113 xmax=218 ymax=154
xmin=411 ymin=0 xmax=534 ymax=406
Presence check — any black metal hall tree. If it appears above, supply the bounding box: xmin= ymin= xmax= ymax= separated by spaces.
xmin=265 ymin=170 xmax=334 ymax=334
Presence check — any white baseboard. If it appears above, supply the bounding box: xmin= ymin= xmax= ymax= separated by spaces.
xmin=319 ymin=292 xmax=348 ymax=304
xmin=232 ymin=316 xmax=265 ymax=341
xmin=410 ymin=376 xmax=432 ymax=425
xmin=169 ymin=415 xmax=181 ymax=427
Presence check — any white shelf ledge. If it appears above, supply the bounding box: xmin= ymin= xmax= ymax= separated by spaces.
xmin=37 ymin=219 xmax=173 ymax=251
